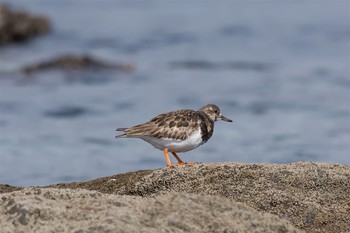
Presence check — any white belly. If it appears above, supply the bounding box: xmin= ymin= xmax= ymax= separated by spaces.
xmin=140 ymin=130 xmax=203 ymax=153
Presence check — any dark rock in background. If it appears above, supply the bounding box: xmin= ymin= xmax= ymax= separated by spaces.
xmin=0 ymin=4 xmax=51 ymax=45
xmin=22 ymin=54 xmax=134 ymax=74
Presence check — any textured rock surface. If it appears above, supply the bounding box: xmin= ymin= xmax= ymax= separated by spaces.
xmin=0 ymin=4 xmax=50 ymax=45
xmin=48 ymin=162 xmax=350 ymax=233
xmin=126 ymin=162 xmax=350 ymax=233
xmin=0 ymin=188 xmax=301 ymax=233
xmin=0 ymin=184 xmax=22 ymax=194
xmin=1 ymin=162 xmax=349 ymax=233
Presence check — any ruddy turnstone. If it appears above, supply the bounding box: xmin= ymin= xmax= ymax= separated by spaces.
xmin=115 ymin=104 xmax=232 ymax=167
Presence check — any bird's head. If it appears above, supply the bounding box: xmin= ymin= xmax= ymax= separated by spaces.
xmin=199 ymin=104 xmax=233 ymax=123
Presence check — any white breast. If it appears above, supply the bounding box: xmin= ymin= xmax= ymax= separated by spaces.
xmin=140 ymin=130 xmax=204 ymax=153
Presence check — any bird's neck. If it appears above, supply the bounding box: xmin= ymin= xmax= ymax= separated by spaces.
xmin=198 ymin=111 xmax=215 ymax=142
xmin=199 ymin=111 xmax=215 ymax=123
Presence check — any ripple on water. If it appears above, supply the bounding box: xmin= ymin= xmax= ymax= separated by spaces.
xmin=114 ymin=102 xmax=135 ymax=111
xmin=44 ymin=106 xmax=89 ymax=118
xmin=220 ymin=24 xmax=255 ymax=37
xmin=169 ymin=60 xmax=273 ymax=72
xmin=83 ymin=137 xmax=113 ymax=146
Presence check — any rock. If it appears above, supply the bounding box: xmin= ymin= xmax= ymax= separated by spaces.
xmin=1 ymin=162 xmax=349 ymax=233
xmin=0 ymin=188 xmax=301 ymax=233
xmin=22 ymin=54 xmax=134 ymax=74
xmin=48 ymin=169 xmax=153 ymax=193
xmin=0 ymin=184 xmax=22 ymax=194
xmin=49 ymin=162 xmax=350 ymax=233
xmin=0 ymin=4 xmax=51 ymax=45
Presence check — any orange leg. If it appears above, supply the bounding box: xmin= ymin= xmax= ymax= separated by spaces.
xmin=164 ymin=149 xmax=197 ymax=167
xmin=171 ymin=152 xmax=197 ymax=166
xmin=163 ymin=148 xmax=172 ymax=167
xmin=171 ymin=152 xmax=184 ymax=165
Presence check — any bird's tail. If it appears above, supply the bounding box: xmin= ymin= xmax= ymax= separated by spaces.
xmin=115 ymin=128 xmax=127 ymax=138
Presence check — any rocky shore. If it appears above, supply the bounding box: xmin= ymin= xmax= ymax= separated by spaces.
xmin=0 ymin=5 xmax=133 ymax=77
xmin=22 ymin=54 xmax=134 ymax=74
xmin=1 ymin=162 xmax=349 ymax=233
xmin=0 ymin=4 xmax=50 ymax=45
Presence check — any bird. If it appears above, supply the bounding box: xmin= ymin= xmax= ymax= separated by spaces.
xmin=115 ymin=104 xmax=232 ymax=167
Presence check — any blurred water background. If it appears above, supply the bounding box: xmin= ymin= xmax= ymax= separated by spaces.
xmin=0 ymin=1 xmax=349 ymax=187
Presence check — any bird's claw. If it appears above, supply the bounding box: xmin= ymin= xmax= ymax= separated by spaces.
xmin=167 ymin=161 xmax=198 ymax=168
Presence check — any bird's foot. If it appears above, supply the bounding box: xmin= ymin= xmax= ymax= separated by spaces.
xmin=167 ymin=161 xmax=198 ymax=168
xmin=183 ymin=161 xmax=198 ymax=165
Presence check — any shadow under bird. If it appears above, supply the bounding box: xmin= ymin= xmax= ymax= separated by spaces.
xmin=115 ymin=104 xmax=233 ymax=167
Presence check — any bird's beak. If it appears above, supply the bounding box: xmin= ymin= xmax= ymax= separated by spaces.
xmin=219 ymin=114 xmax=233 ymax=122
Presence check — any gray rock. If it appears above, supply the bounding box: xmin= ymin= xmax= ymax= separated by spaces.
xmin=22 ymin=54 xmax=134 ymax=74
xmin=1 ymin=162 xmax=349 ymax=233
xmin=0 ymin=4 xmax=50 ymax=45
xmin=0 ymin=188 xmax=301 ymax=233
xmin=115 ymin=162 xmax=350 ymax=233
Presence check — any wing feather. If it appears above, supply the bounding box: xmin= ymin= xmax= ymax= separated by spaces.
xmin=118 ymin=109 xmax=202 ymax=140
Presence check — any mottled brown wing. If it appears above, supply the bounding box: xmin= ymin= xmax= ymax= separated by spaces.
xmin=122 ymin=110 xmax=201 ymax=140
